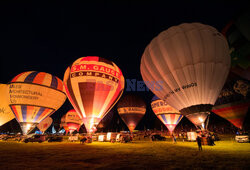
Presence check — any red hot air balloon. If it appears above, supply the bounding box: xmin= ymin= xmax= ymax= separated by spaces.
xmin=117 ymin=94 xmax=146 ymax=132
xmin=62 ymin=110 xmax=83 ymax=134
xmin=64 ymin=56 xmax=125 ymax=133
xmin=151 ymin=96 xmax=183 ymax=134
xmin=8 ymin=71 xmax=66 ymax=135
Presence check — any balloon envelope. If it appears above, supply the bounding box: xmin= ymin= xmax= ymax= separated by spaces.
xmin=64 ymin=56 xmax=125 ymax=133
xmin=0 ymin=84 xmax=15 ymax=126
xmin=141 ymin=23 xmax=231 ymax=129
xmin=117 ymin=94 xmax=146 ymax=132
xmin=64 ymin=109 xmax=82 ymax=133
xmin=8 ymin=71 xmax=66 ymax=135
xmin=222 ymin=11 xmax=250 ymax=80
xmin=151 ymin=96 xmax=183 ymax=133
xmin=212 ymin=73 xmax=250 ymax=129
xmin=37 ymin=116 xmax=53 ymax=133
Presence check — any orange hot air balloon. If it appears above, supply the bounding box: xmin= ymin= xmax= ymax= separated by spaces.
xmin=151 ymin=96 xmax=183 ymax=134
xmin=64 ymin=109 xmax=82 ymax=134
xmin=8 ymin=71 xmax=66 ymax=135
xmin=141 ymin=23 xmax=231 ymax=129
xmin=0 ymin=84 xmax=15 ymax=126
xmin=212 ymin=73 xmax=250 ymax=129
xmin=117 ymin=94 xmax=146 ymax=132
xmin=64 ymin=56 xmax=125 ymax=133
xmin=60 ymin=114 xmax=69 ymax=134
xmin=37 ymin=116 xmax=53 ymax=133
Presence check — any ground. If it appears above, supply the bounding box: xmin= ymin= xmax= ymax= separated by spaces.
xmin=0 ymin=137 xmax=250 ymax=169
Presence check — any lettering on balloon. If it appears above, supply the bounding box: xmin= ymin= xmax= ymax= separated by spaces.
xmin=118 ymin=107 xmax=146 ymax=114
xmin=71 ymin=71 xmax=119 ymax=83
xmin=71 ymin=64 xmax=120 ymax=78
xmin=163 ymin=82 xmax=197 ymax=100
xmin=9 ymin=84 xmax=42 ymax=103
xmin=0 ymin=107 xmax=6 ymax=114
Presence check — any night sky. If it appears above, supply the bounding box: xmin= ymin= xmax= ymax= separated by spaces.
xmin=0 ymin=1 xmax=249 ymax=128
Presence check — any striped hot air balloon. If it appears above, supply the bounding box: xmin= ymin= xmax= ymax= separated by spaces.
xmin=8 ymin=71 xmax=66 ymax=135
xmin=64 ymin=56 xmax=125 ymax=133
xmin=117 ymin=94 xmax=146 ymax=132
xmin=0 ymin=84 xmax=15 ymax=126
xmin=151 ymin=96 xmax=183 ymax=134
xmin=212 ymin=73 xmax=250 ymax=129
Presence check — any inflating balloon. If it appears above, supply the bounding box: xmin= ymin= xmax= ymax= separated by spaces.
xmin=0 ymin=84 xmax=15 ymax=126
xmin=117 ymin=94 xmax=146 ymax=132
xmin=8 ymin=71 xmax=66 ymax=135
xmin=151 ymin=96 xmax=183 ymax=134
xmin=37 ymin=116 xmax=53 ymax=133
xmin=141 ymin=23 xmax=231 ymax=129
xmin=64 ymin=56 xmax=125 ymax=133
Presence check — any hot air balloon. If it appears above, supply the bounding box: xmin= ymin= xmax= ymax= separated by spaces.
xmin=212 ymin=73 xmax=250 ymax=129
xmin=0 ymin=84 xmax=15 ymax=126
xmin=222 ymin=10 xmax=250 ymax=80
xmin=64 ymin=56 xmax=125 ymax=133
xmin=8 ymin=71 xmax=66 ymax=135
xmin=37 ymin=116 xmax=53 ymax=134
xmin=117 ymin=94 xmax=146 ymax=132
xmin=151 ymin=96 xmax=183 ymax=134
xmin=60 ymin=115 xmax=69 ymax=134
xmin=141 ymin=23 xmax=231 ymax=129
xmin=62 ymin=109 xmax=83 ymax=134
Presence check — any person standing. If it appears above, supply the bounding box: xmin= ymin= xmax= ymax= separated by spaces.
xmin=196 ymin=136 xmax=202 ymax=151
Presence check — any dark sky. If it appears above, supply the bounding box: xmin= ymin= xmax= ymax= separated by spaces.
xmin=0 ymin=1 xmax=248 ymax=121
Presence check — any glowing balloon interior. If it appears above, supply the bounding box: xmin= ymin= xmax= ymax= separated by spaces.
xmin=8 ymin=71 xmax=66 ymax=135
xmin=117 ymin=94 xmax=146 ymax=132
xmin=64 ymin=56 xmax=125 ymax=133
xmin=0 ymin=84 xmax=15 ymax=126
xmin=151 ymin=96 xmax=183 ymax=133
xmin=141 ymin=23 xmax=231 ymax=129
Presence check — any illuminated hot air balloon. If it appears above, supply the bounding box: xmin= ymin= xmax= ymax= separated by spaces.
xmin=222 ymin=10 xmax=250 ymax=80
xmin=60 ymin=115 xmax=69 ymax=134
xmin=63 ymin=109 xmax=83 ymax=134
xmin=64 ymin=56 xmax=125 ymax=133
xmin=141 ymin=23 xmax=231 ymax=129
xmin=151 ymin=96 xmax=183 ymax=134
xmin=0 ymin=84 xmax=15 ymax=126
xmin=37 ymin=116 xmax=53 ymax=134
xmin=212 ymin=73 xmax=250 ymax=129
xmin=117 ymin=94 xmax=146 ymax=132
xmin=8 ymin=71 xmax=66 ymax=135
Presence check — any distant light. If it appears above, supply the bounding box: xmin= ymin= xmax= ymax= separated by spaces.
xmin=98 ymin=135 xmax=104 ymax=142
xmin=198 ymin=117 xmax=204 ymax=123
xmin=107 ymin=132 xmax=112 ymax=141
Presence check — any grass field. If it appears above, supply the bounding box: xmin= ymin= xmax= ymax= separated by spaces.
xmin=0 ymin=138 xmax=250 ymax=169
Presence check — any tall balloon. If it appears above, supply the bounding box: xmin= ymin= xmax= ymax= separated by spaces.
xmin=64 ymin=56 xmax=125 ymax=133
xmin=222 ymin=10 xmax=250 ymax=80
xmin=117 ymin=94 xmax=146 ymax=132
xmin=0 ymin=84 xmax=15 ymax=126
xmin=212 ymin=73 xmax=250 ymax=129
xmin=8 ymin=71 xmax=66 ymax=135
xmin=141 ymin=23 xmax=231 ymax=129
xmin=151 ymin=96 xmax=183 ymax=134
xmin=37 ymin=116 xmax=53 ymax=133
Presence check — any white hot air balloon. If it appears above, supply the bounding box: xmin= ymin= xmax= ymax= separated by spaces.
xmin=141 ymin=23 xmax=231 ymax=129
